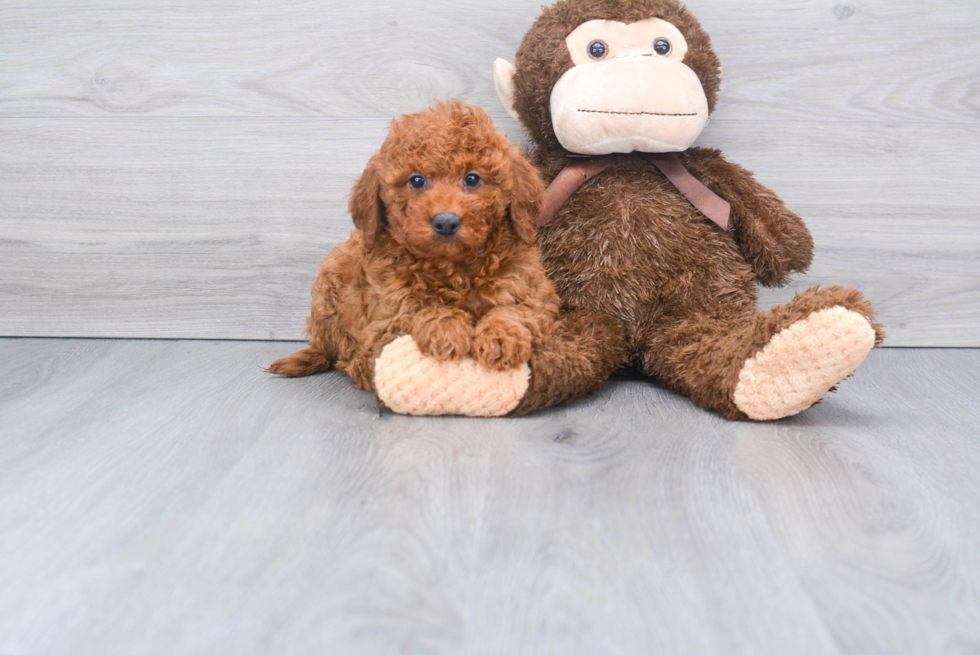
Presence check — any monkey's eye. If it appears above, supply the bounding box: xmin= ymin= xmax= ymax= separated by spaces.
xmin=588 ymin=40 xmax=608 ymax=60
xmin=653 ymin=38 xmax=672 ymax=56
xmin=407 ymin=174 xmax=427 ymax=190
xmin=463 ymin=172 xmax=482 ymax=189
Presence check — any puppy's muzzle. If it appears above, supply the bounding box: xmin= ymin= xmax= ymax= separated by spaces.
xmin=431 ymin=213 xmax=461 ymax=238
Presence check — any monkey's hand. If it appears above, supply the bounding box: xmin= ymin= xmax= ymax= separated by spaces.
xmin=682 ymin=148 xmax=814 ymax=288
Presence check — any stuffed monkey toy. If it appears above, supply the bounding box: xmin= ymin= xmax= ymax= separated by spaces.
xmin=374 ymin=0 xmax=885 ymax=420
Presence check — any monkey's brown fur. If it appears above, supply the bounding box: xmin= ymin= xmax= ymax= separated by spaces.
xmin=268 ymin=101 xmax=568 ymax=389
xmin=507 ymin=0 xmax=885 ymax=418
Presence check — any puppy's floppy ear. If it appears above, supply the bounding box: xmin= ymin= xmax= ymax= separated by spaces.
xmin=349 ymin=157 xmax=385 ymax=251
xmin=507 ymin=147 xmax=545 ymax=245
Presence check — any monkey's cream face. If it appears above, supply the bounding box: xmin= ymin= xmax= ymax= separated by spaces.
xmin=550 ymin=18 xmax=709 ymax=155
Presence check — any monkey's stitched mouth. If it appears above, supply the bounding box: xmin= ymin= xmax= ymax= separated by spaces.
xmin=577 ymin=109 xmax=699 ymax=117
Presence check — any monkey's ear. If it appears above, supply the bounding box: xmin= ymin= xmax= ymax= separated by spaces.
xmin=493 ymin=59 xmax=521 ymax=122
xmin=349 ymin=159 xmax=385 ymax=251
xmin=508 ymin=148 xmax=545 ymax=245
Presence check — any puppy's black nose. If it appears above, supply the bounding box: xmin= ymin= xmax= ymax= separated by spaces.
xmin=431 ymin=213 xmax=461 ymax=237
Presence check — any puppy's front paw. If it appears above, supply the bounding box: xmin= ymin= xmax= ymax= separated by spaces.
xmin=473 ymin=317 xmax=532 ymax=371
xmin=411 ymin=314 xmax=473 ymax=362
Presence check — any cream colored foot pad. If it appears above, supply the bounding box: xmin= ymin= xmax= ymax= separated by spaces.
xmin=375 ymin=335 xmax=530 ymax=417
xmin=734 ymin=306 xmax=876 ymax=421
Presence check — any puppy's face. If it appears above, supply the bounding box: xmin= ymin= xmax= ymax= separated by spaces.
xmin=383 ymin=152 xmax=506 ymax=262
xmin=349 ymin=102 xmax=543 ymax=262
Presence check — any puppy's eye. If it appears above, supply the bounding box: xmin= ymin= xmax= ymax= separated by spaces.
xmin=588 ymin=40 xmax=608 ymax=60
xmin=463 ymin=172 xmax=482 ymax=189
xmin=408 ymin=174 xmax=427 ymax=190
xmin=653 ymin=38 xmax=671 ymax=56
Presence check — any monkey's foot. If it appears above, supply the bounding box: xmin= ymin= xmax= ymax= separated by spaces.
xmin=375 ymin=335 xmax=530 ymax=417
xmin=733 ymin=306 xmax=876 ymax=421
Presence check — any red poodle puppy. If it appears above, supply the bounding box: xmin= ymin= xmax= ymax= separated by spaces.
xmin=269 ymin=101 xmax=559 ymax=401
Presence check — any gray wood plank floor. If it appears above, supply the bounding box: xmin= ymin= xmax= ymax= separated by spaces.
xmin=1 ymin=338 xmax=978 ymax=654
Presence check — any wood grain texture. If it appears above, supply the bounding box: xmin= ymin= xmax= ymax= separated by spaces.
xmin=2 ymin=118 xmax=976 ymax=344
xmin=0 ymin=0 xmax=977 ymax=124
xmin=0 ymin=0 xmax=978 ymax=344
xmin=0 ymin=338 xmax=978 ymax=654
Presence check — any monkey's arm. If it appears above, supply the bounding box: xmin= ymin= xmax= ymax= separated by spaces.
xmin=682 ymin=148 xmax=814 ymax=287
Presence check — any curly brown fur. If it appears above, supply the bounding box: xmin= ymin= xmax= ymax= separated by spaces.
xmin=501 ymin=0 xmax=883 ymax=419
xmin=269 ymin=101 xmax=560 ymax=389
